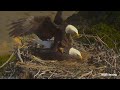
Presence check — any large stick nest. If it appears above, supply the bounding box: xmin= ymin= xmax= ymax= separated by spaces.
xmin=1 ymin=34 xmax=120 ymax=79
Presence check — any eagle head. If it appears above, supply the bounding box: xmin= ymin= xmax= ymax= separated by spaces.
xmin=65 ymin=25 xmax=80 ymax=37
xmin=69 ymin=47 xmax=82 ymax=60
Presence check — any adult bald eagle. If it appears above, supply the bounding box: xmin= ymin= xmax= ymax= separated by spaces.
xmin=8 ymin=11 xmax=82 ymax=60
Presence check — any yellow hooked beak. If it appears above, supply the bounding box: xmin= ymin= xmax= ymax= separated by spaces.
xmin=77 ymin=33 xmax=80 ymax=37
xmin=80 ymin=55 xmax=82 ymax=60
xmin=73 ymin=33 xmax=81 ymax=38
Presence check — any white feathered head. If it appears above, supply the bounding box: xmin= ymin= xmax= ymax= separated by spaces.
xmin=65 ymin=25 xmax=79 ymax=37
xmin=69 ymin=47 xmax=82 ymax=60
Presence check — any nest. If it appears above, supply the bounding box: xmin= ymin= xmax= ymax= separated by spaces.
xmin=1 ymin=34 xmax=120 ymax=79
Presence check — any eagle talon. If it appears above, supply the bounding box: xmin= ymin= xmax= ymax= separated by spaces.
xmin=59 ymin=48 xmax=64 ymax=53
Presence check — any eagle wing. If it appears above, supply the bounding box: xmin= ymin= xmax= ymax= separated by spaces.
xmin=8 ymin=16 xmax=58 ymax=40
xmin=54 ymin=11 xmax=64 ymax=25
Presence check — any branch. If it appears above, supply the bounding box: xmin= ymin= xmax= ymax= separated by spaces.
xmin=30 ymin=55 xmax=46 ymax=64
xmin=34 ymin=70 xmax=41 ymax=78
xmin=78 ymin=70 xmax=93 ymax=79
xmin=17 ymin=48 xmax=24 ymax=63
xmin=96 ymin=34 xmax=109 ymax=48
xmin=48 ymin=70 xmax=56 ymax=79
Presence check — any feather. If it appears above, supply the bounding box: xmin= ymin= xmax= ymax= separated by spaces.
xmin=54 ymin=11 xmax=64 ymax=25
xmin=8 ymin=16 xmax=58 ymax=40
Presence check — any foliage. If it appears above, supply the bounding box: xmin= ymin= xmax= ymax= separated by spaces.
xmin=0 ymin=54 xmax=16 ymax=66
xmin=67 ymin=11 xmax=120 ymax=49
xmin=91 ymin=23 xmax=120 ymax=48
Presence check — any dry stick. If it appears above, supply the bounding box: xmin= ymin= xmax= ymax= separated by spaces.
xmin=73 ymin=71 xmax=81 ymax=78
xmin=114 ymin=40 xmax=119 ymax=54
xmin=96 ymin=35 xmax=109 ymax=48
xmin=79 ymin=70 xmax=93 ymax=79
xmin=82 ymin=34 xmax=111 ymax=53
xmin=82 ymin=29 xmax=92 ymax=45
xmin=8 ymin=68 xmax=16 ymax=79
xmin=30 ymin=55 xmax=57 ymax=64
xmin=0 ymin=52 xmax=15 ymax=69
xmin=48 ymin=70 xmax=56 ymax=79
xmin=116 ymin=55 xmax=120 ymax=59
xmin=80 ymin=34 xmax=109 ymax=48
xmin=114 ymin=58 xmax=117 ymax=74
xmin=80 ymin=34 xmax=97 ymax=38
xmin=38 ymin=70 xmax=48 ymax=78
xmin=103 ymin=59 xmax=114 ymax=68
xmin=34 ymin=70 xmax=41 ymax=78
xmin=101 ymin=35 xmax=106 ymax=40
xmin=30 ymin=55 xmax=46 ymax=64
xmin=101 ymin=34 xmax=119 ymax=53
xmin=81 ymin=34 xmax=109 ymax=51
xmin=95 ymin=66 xmax=107 ymax=70
xmin=17 ymin=48 xmax=23 ymax=63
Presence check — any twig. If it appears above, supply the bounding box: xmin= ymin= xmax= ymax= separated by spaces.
xmin=8 ymin=69 xmax=16 ymax=79
xmin=30 ymin=55 xmax=45 ymax=64
xmin=95 ymin=66 xmax=107 ymax=70
xmin=17 ymin=48 xmax=24 ymax=63
xmin=95 ymin=34 xmax=109 ymax=48
xmin=114 ymin=58 xmax=117 ymax=73
xmin=116 ymin=55 xmax=120 ymax=59
xmin=78 ymin=70 xmax=93 ymax=79
xmin=0 ymin=52 xmax=15 ymax=69
xmin=80 ymin=34 xmax=110 ymax=48
xmin=80 ymin=34 xmax=97 ymax=38
xmin=82 ymin=29 xmax=92 ymax=45
xmin=72 ymin=71 xmax=81 ymax=78
xmin=48 ymin=70 xmax=56 ymax=79
xmin=103 ymin=59 xmax=114 ymax=68
xmin=37 ymin=70 xmax=48 ymax=78
xmin=34 ymin=70 xmax=41 ymax=78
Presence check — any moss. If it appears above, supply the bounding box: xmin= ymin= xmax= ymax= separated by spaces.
xmin=0 ymin=54 xmax=16 ymax=78
xmin=0 ymin=54 xmax=16 ymax=66
xmin=90 ymin=23 xmax=120 ymax=48
xmin=66 ymin=11 xmax=120 ymax=50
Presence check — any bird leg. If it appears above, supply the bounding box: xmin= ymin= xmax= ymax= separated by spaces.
xmin=51 ymin=43 xmax=59 ymax=52
xmin=51 ymin=41 xmax=64 ymax=53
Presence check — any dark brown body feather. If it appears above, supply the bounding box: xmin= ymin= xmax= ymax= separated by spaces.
xmin=54 ymin=11 xmax=64 ymax=25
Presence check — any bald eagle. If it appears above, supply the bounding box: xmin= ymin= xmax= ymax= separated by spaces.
xmin=8 ymin=11 xmax=82 ymax=60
